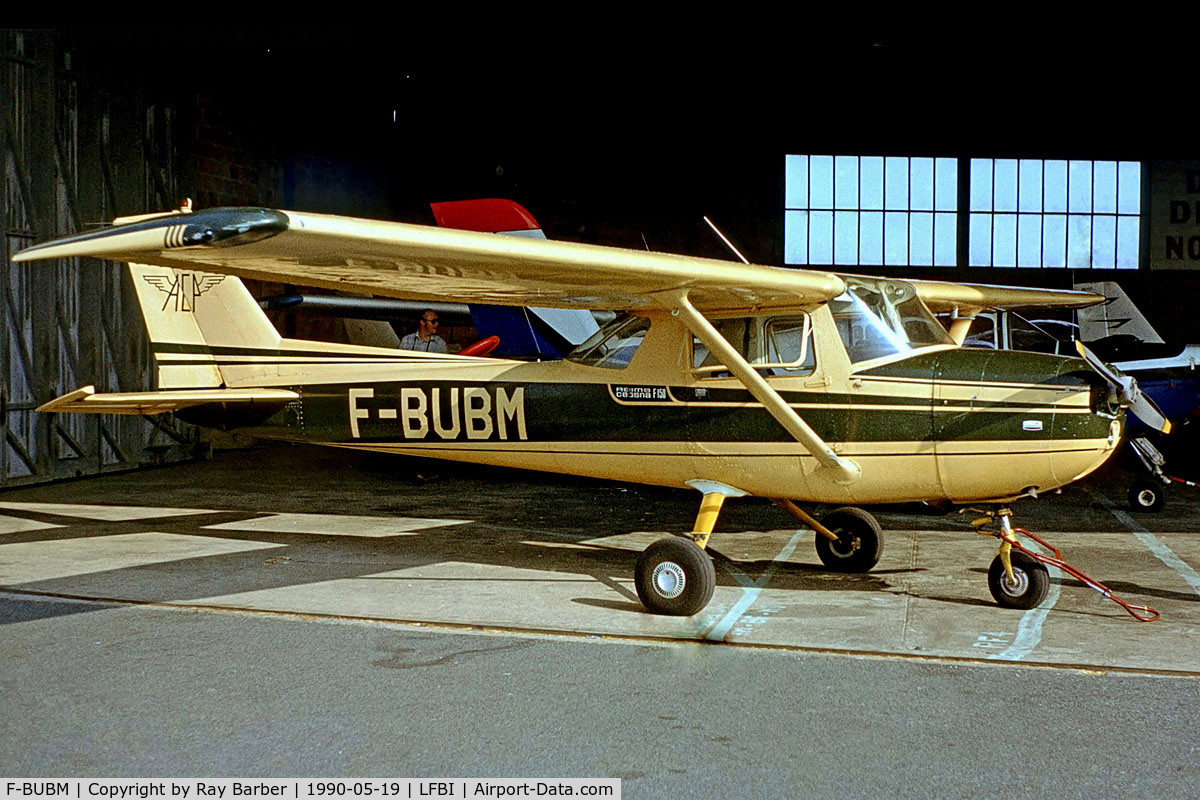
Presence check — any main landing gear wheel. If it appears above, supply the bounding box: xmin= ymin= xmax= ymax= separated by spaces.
xmin=814 ymin=507 xmax=883 ymax=572
xmin=987 ymin=550 xmax=1049 ymax=610
xmin=1128 ymin=479 xmax=1165 ymax=513
xmin=635 ymin=536 xmax=716 ymax=616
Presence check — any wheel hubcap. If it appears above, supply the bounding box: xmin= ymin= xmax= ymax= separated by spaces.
xmin=831 ymin=533 xmax=861 ymax=558
xmin=652 ymin=561 xmax=686 ymax=599
xmin=1000 ymin=567 xmax=1029 ymax=597
xmin=1137 ymin=489 xmax=1156 ymax=507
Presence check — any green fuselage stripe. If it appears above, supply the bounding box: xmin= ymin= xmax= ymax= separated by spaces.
xmin=205 ymin=379 xmax=1112 ymax=446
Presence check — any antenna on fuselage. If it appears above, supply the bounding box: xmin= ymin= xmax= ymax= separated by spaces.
xmin=703 ymin=216 xmax=749 ymax=264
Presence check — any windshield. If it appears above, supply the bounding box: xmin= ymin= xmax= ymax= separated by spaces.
xmin=830 ymin=278 xmax=951 ymax=363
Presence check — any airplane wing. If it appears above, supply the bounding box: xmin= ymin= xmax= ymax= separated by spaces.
xmin=908 ymin=277 xmax=1104 ymax=314
xmin=38 ymin=385 xmax=300 ymax=415
xmin=14 ymin=206 xmax=1106 ymax=315
xmin=13 ymin=207 xmax=845 ymax=313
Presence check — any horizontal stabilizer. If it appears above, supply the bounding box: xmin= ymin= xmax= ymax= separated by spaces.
xmin=39 ymin=385 xmax=300 ymax=415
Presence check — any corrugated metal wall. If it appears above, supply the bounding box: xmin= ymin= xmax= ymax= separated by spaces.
xmin=0 ymin=29 xmax=197 ymax=486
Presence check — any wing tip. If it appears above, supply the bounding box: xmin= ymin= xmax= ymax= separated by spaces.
xmin=38 ymin=385 xmax=96 ymax=413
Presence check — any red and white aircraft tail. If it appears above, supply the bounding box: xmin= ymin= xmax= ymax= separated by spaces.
xmin=431 ymin=198 xmax=599 ymax=354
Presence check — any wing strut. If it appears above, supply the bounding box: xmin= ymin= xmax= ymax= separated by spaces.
xmin=669 ymin=292 xmax=861 ymax=485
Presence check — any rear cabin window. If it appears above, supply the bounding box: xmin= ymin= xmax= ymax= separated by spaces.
xmin=692 ymin=314 xmax=815 ymax=377
xmin=963 ymin=313 xmax=999 ymax=349
xmin=566 ymin=314 xmax=650 ymax=369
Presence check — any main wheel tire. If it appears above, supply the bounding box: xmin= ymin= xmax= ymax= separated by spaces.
xmin=814 ymin=507 xmax=883 ymax=572
xmin=1128 ymin=479 xmax=1165 ymax=513
xmin=987 ymin=550 xmax=1050 ymax=610
xmin=635 ymin=536 xmax=716 ymax=616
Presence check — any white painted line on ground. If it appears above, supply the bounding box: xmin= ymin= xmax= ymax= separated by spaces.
xmin=0 ymin=532 xmax=283 ymax=584
xmin=0 ymin=516 xmax=63 ymax=535
xmin=1093 ymin=491 xmax=1200 ymax=596
xmin=988 ymin=562 xmax=1062 ymax=661
xmin=1132 ymin=532 xmax=1200 ymax=595
xmin=702 ymin=530 xmax=806 ymax=641
xmin=0 ymin=502 xmax=218 ymax=521
xmin=204 ymin=513 xmax=471 ymax=537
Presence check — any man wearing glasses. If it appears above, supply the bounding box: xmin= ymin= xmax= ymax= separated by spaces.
xmin=399 ymin=309 xmax=449 ymax=353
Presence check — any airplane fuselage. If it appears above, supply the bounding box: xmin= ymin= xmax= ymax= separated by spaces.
xmin=179 ymin=308 xmax=1121 ymax=505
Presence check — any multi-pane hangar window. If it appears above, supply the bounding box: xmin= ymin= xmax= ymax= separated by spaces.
xmin=785 ymin=156 xmax=958 ymax=267
xmin=969 ymin=159 xmax=1140 ymax=268
xmin=784 ymin=155 xmax=1144 ymax=269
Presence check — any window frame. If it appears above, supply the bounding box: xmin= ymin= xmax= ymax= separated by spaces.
xmin=690 ymin=313 xmax=816 ymax=378
xmin=967 ymin=158 xmax=1141 ymax=270
xmin=785 ymin=154 xmax=1146 ymax=270
xmin=785 ymin=154 xmax=959 ymax=268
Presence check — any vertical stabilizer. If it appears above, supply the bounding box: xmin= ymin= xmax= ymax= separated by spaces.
xmin=1075 ymin=281 xmax=1165 ymax=344
xmin=431 ymin=198 xmax=600 ymax=356
xmin=128 ymin=264 xmax=283 ymax=389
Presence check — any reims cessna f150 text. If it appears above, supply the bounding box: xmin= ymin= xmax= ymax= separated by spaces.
xmin=14 ymin=205 xmax=1171 ymax=617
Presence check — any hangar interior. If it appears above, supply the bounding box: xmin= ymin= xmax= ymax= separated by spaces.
xmin=2 ymin=28 xmax=1195 ymax=486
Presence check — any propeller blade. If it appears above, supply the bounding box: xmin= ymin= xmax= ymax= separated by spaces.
xmin=1075 ymin=340 xmax=1172 ymax=434
xmin=1123 ymin=377 xmax=1173 ymax=435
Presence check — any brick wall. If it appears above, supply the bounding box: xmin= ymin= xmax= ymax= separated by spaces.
xmin=191 ymin=91 xmax=282 ymax=208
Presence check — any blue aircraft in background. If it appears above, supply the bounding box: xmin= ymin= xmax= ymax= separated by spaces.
xmin=962 ymin=282 xmax=1200 ymax=512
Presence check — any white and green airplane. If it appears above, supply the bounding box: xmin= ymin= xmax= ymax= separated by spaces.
xmin=14 ymin=205 xmax=1168 ymax=616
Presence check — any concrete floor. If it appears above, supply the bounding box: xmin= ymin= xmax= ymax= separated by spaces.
xmin=0 ymin=443 xmax=1196 ymax=674
xmin=2 ymin=443 xmax=1199 ymax=793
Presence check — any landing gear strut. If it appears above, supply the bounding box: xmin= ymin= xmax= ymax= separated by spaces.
xmin=969 ymin=507 xmax=1159 ymax=620
xmin=971 ymin=508 xmax=1050 ymax=610
xmin=634 ymin=482 xmax=734 ymax=616
xmin=635 ymin=485 xmax=888 ymax=616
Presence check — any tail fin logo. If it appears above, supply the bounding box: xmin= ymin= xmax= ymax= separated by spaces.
xmin=143 ymin=273 xmax=226 ymax=312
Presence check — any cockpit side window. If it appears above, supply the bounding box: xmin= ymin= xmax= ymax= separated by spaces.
xmin=764 ymin=316 xmax=816 ymax=375
xmin=692 ymin=317 xmax=755 ymax=370
xmin=566 ymin=314 xmax=650 ymax=369
xmin=692 ymin=314 xmax=815 ymax=377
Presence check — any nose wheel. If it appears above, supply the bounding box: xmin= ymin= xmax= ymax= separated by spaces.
xmin=987 ymin=549 xmax=1049 ymax=609
xmin=972 ymin=508 xmax=1050 ymax=610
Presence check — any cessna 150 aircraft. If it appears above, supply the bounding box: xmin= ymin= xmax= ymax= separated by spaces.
xmin=13 ymin=205 xmax=1171 ymax=617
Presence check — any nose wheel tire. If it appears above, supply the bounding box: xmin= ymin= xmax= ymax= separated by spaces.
xmin=1127 ymin=479 xmax=1165 ymax=513
xmin=987 ymin=550 xmax=1050 ymax=610
xmin=815 ymin=507 xmax=883 ymax=573
xmin=635 ymin=536 xmax=716 ymax=616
